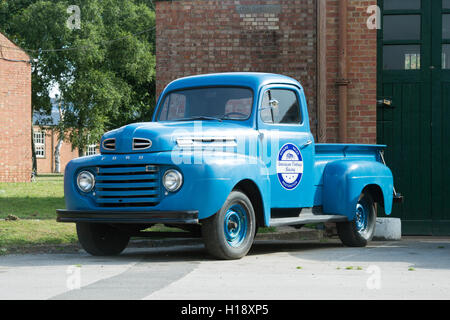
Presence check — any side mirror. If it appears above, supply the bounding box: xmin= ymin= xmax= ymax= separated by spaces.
xmin=269 ymin=99 xmax=279 ymax=109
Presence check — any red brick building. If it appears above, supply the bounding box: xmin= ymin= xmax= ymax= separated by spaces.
xmin=32 ymin=100 xmax=98 ymax=174
xmin=155 ymin=0 xmax=377 ymax=144
xmin=32 ymin=125 xmax=83 ymax=174
xmin=0 ymin=33 xmax=32 ymax=182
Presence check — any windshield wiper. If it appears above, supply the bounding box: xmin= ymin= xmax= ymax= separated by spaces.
xmin=176 ymin=116 xmax=223 ymax=122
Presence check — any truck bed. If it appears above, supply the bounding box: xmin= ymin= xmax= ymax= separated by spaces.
xmin=315 ymin=143 xmax=386 ymax=161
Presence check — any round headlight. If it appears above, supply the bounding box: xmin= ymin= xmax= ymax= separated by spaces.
xmin=163 ymin=169 xmax=183 ymax=192
xmin=77 ymin=171 xmax=95 ymax=193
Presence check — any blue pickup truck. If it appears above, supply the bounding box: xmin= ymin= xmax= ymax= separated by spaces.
xmin=57 ymin=73 xmax=398 ymax=260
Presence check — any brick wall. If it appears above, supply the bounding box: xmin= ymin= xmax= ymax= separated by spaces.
xmin=156 ymin=0 xmax=377 ymax=144
xmin=0 ymin=33 xmax=32 ymax=182
xmin=325 ymin=0 xmax=377 ymax=144
xmin=156 ymin=0 xmax=318 ymax=136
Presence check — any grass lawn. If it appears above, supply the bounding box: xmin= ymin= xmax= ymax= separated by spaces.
xmin=0 ymin=175 xmax=278 ymax=254
xmin=0 ymin=220 xmax=77 ymax=254
xmin=0 ymin=175 xmax=76 ymax=253
xmin=0 ymin=174 xmax=65 ymax=220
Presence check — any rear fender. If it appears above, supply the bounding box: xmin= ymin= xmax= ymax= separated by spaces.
xmin=322 ymin=160 xmax=394 ymax=220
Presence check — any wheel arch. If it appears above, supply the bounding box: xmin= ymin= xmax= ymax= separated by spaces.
xmin=363 ymin=184 xmax=384 ymax=207
xmin=233 ymin=179 xmax=267 ymax=228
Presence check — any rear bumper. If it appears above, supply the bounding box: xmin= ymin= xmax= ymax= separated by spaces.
xmin=56 ymin=209 xmax=199 ymax=224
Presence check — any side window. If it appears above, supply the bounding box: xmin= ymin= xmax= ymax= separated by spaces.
xmin=159 ymin=93 xmax=186 ymax=121
xmin=261 ymin=89 xmax=301 ymax=124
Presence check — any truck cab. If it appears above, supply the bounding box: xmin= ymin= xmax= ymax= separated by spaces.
xmin=57 ymin=73 xmax=396 ymax=259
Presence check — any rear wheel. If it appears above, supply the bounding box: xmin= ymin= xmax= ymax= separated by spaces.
xmin=76 ymin=223 xmax=130 ymax=256
xmin=337 ymin=192 xmax=376 ymax=247
xmin=201 ymin=191 xmax=256 ymax=260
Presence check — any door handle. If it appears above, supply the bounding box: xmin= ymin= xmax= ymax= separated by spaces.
xmin=301 ymin=140 xmax=313 ymax=149
xmin=377 ymin=98 xmax=394 ymax=108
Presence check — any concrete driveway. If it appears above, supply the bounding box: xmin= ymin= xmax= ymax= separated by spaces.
xmin=0 ymin=238 xmax=449 ymax=300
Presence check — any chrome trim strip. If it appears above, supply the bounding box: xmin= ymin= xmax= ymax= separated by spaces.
xmin=176 ymin=137 xmax=238 ymax=148
xmin=102 ymin=138 xmax=116 ymax=151
xmin=132 ymin=138 xmax=152 ymax=150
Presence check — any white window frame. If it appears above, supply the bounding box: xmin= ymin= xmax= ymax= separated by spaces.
xmin=34 ymin=130 xmax=46 ymax=159
xmin=86 ymin=144 xmax=98 ymax=156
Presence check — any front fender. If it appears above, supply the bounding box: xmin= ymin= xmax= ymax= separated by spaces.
xmin=173 ymin=151 xmax=271 ymax=223
xmin=322 ymin=160 xmax=394 ymax=220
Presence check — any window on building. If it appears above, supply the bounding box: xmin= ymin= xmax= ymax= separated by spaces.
xmin=384 ymin=0 xmax=420 ymax=10
xmin=33 ymin=131 xmax=46 ymax=158
xmin=382 ymin=11 xmax=422 ymax=70
xmin=86 ymin=144 xmax=98 ymax=156
xmin=383 ymin=45 xmax=421 ymax=70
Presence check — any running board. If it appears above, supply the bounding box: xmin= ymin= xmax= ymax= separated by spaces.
xmin=269 ymin=208 xmax=348 ymax=227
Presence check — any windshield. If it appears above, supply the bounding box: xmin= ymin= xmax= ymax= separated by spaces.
xmin=157 ymin=87 xmax=253 ymax=121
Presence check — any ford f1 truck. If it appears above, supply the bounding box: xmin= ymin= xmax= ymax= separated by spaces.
xmin=57 ymin=73 xmax=398 ymax=260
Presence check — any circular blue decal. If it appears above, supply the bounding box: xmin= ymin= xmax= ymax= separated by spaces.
xmin=277 ymin=143 xmax=304 ymax=190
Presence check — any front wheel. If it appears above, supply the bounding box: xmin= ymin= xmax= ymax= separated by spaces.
xmin=201 ymin=191 xmax=256 ymax=260
xmin=337 ymin=192 xmax=376 ymax=247
xmin=76 ymin=223 xmax=130 ymax=256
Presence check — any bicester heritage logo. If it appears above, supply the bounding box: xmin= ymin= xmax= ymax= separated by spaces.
xmin=276 ymin=143 xmax=304 ymax=191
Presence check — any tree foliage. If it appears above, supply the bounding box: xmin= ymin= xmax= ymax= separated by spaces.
xmin=0 ymin=0 xmax=156 ymax=155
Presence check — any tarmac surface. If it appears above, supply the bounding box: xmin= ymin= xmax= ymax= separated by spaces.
xmin=0 ymin=237 xmax=449 ymax=300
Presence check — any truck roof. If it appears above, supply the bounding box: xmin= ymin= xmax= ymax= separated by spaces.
xmin=162 ymin=72 xmax=303 ymax=93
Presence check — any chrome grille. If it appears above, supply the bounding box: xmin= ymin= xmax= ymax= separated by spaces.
xmin=94 ymin=164 xmax=160 ymax=207
xmin=133 ymin=138 xmax=152 ymax=150
xmin=102 ymin=138 xmax=116 ymax=151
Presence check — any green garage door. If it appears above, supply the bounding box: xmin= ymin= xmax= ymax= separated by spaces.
xmin=377 ymin=0 xmax=450 ymax=235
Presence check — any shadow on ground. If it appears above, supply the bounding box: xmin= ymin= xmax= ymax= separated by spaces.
xmin=283 ymin=239 xmax=450 ymax=270
xmin=1 ymin=239 xmax=449 ymax=271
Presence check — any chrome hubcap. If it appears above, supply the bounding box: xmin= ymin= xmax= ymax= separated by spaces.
xmin=224 ymin=204 xmax=248 ymax=248
xmin=355 ymin=203 xmax=368 ymax=232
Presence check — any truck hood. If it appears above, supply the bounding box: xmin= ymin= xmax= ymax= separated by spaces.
xmin=100 ymin=121 xmax=253 ymax=154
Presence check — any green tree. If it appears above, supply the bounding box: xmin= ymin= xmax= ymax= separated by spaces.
xmin=1 ymin=0 xmax=156 ymax=156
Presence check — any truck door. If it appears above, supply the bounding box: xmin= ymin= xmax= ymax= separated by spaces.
xmin=257 ymin=85 xmax=315 ymax=209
